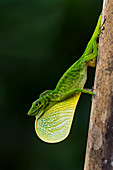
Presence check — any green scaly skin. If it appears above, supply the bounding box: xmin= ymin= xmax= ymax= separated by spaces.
xmin=28 ymin=15 xmax=102 ymax=118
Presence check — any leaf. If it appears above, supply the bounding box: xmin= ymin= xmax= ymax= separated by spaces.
xmin=35 ymin=93 xmax=81 ymax=143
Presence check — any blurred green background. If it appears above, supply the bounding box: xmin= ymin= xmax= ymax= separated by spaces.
xmin=0 ymin=0 xmax=102 ymax=170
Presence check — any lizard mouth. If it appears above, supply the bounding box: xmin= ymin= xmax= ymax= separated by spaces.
xmin=27 ymin=104 xmax=44 ymax=116
xmin=27 ymin=109 xmax=38 ymax=116
xmin=31 ymin=109 xmax=38 ymax=115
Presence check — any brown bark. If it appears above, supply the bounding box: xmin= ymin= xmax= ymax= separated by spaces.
xmin=84 ymin=0 xmax=113 ymax=169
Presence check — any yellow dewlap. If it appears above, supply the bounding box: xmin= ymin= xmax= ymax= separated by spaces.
xmin=35 ymin=93 xmax=81 ymax=143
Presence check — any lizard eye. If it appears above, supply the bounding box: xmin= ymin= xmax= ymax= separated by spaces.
xmin=35 ymin=101 xmax=41 ymax=107
xmin=35 ymin=102 xmax=39 ymax=107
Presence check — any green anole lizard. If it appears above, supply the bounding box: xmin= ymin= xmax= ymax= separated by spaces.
xmin=27 ymin=14 xmax=102 ymax=143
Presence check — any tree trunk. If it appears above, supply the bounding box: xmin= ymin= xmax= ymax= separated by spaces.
xmin=84 ymin=0 xmax=113 ymax=169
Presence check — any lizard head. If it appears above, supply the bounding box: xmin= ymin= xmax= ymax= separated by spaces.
xmin=27 ymin=90 xmax=53 ymax=117
xmin=27 ymin=98 xmax=46 ymax=117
